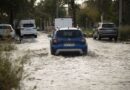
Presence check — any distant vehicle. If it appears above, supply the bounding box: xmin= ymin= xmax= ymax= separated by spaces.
xmin=93 ymin=22 xmax=118 ymax=41
xmin=50 ymin=27 xmax=88 ymax=55
xmin=54 ymin=18 xmax=72 ymax=29
xmin=0 ymin=24 xmax=15 ymax=39
xmin=19 ymin=19 xmax=37 ymax=38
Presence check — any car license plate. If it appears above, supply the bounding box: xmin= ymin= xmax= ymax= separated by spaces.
xmin=64 ymin=43 xmax=75 ymax=46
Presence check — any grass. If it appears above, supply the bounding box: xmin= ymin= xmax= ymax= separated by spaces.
xmin=0 ymin=43 xmax=16 ymax=51
xmin=0 ymin=41 xmax=29 ymax=90
xmin=0 ymin=38 xmax=16 ymax=51
xmin=119 ymin=26 xmax=130 ymax=41
xmin=0 ymin=53 xmax=20 ymax=90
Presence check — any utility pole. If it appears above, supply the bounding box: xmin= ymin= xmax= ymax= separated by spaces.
xmin=119 ymin=0 xmax=122 ymax=26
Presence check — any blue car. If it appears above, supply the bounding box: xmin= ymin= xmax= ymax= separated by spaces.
xmin=50 ymin=28 xmax=88 ymax=55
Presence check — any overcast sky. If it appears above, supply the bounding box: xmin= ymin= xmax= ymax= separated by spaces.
xmin=36 ymin=0 xmax=86 ymax=4
xmin=76 ymin=0 xmax=85 ymax=4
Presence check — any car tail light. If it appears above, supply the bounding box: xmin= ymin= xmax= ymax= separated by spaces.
xmin=81 ymin=38 xmax=86 ymax=43
xmin=9 ymin=29 xmax=13 ymax=32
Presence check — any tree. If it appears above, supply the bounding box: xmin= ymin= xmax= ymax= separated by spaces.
xmin=76 ymin=0 xmax=100 ymax=28
xmin=110 ymin=0 xmax=130 ymax=25
xmin=95 ymin=0 xmax=112 ymax=21
xmin=35 ymin=0 xmax=66 ymax=27
xmin=70 ymin=0 xmax=76 ymax=27
xmin=122 ymin=0 xmax=130 ymax=25
xmin=0 ymin=0 xmax=36 ymax=26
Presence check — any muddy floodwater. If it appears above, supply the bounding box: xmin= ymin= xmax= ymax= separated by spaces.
xmin=15 ymin=32 xmax=130 ymax=90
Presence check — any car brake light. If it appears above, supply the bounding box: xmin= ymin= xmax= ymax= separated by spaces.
xmin=9 ymin=29 xmax=13 ymax=32
xmin=81 ymin=38 xmax=86 ymax=43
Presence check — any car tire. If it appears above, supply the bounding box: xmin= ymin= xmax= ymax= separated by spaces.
xmin=93 ymin=36 xmax=96 ymax=40
xmin=83 ymin=50 xmax=88 ymax=55
xmin=34 ymin=35 xmax=37 ymax=38
xmin=114 ymin=37 xmax=117 ymax=42
xmin=109 ymin=37 xmax=113 ymax=41
xmin=82 ymin=48 xmax=88 ymax=55
xmin=51 ymin=48 xmax=55 ymax=55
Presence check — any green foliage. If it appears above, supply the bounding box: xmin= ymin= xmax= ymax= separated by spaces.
xmin=0 ymin=43 xmax=30 ymax=90
xmin=1 ymin=0 xmax=130 ymax=27
xmin=82 ymin=28 xmax=93 ymax=37
xmin=85 ymin=0 xmax=112 ymax=21
xmin=77 ymin=1 xmax=100 ymax=28
xmin=36 ymin=0 xmax=66 ymax=18
xmin=34 ymin=0 xmax=66 ymax=27
xmin=122 ymin=0 xmax=130 ymax=25
xmin=85 ymin=7 xmax=100 ymax=22
xmin=0 ymin=44 xmax=19 ymax=90
xmin=76 ymin=0 xmax=127 ymax=28
xmin=109 ymin=1 xmax=119 ymax=25
xmin=0 ymin=43 xmax=16 ymax=51
xmin=76 ymin=9 xmax=87 ymax=28
xmin=0 ymin=54 xmax=20 ymax=90
xmin=0 ymin=37 xmax=17 ymax=51
xmin=119 ymin=26 xmax=130 ymax=41
xmin=95 ymin=0 xmax=112 ymax=14
xmin=0 ymin=0 xmax=36 ymax=24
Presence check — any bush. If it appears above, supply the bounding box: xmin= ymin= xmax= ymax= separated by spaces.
xmin=0 ymin=44 xmax=16 ymax=51
xmin=0 ymin=43 xmax=25 ymax=90
xmin=119 ymin=26 xmax=130 ymax=41
xmin=0 ymin=53 xmax=21 ymax=90
xmin=82 ymin=28 xmax=93 ymax=37
xmin=0 ymin=39 xmax=16 ymax=51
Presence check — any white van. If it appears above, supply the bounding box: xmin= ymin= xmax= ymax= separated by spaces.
xmin=19 ymin=19 xmax=37 ymax=38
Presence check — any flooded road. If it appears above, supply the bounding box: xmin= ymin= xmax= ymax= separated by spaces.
xmin=16 ymin=32 xmax=130 ymax=90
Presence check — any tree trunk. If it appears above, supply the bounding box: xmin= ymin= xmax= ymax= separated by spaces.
xmin=71 ymin=0 xmax=76 ymax=27
xmin=9 ymin=8 xmax=14 ymax=27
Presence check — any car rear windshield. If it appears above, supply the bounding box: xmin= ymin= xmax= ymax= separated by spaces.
xmin=23 ymin=24 xmax=34 ymax=27
xmin=102 ymin=24 xmax=115 ymax=28
xmin=56 ymin=30 xmax=83 ymax=38
xmin=0 ymin=26 xmax=11 ymax=29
